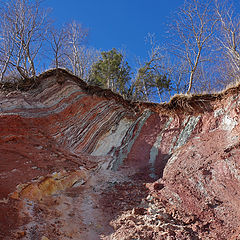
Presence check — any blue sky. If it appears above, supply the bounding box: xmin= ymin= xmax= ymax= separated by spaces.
xmin=45 ymin=0 xmax=184 ymax=63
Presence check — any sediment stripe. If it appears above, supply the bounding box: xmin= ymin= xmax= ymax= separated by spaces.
xmin=174 ymin=116 xmax=200 ymax=150
xmin=109 ymin=110 xmax=152 ymax=171
xmin=72 ymin=103 xmax=126 ymax=152
xmin=149 ymin=117 xmax=173 ymax=178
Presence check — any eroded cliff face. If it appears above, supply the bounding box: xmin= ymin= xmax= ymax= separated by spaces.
xmin=0 ymin=69 xmax=240 ymax=240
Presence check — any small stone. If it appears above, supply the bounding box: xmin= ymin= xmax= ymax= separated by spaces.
xmin=15 ymin=231 xmax=26 ymax=238
xmin=41 ymin=236 xmax=49 ymax=240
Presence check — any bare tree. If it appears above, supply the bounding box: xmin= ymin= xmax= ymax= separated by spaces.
xmin=169 ymin=58 xmax=189 ymax=94
xmin=52 ymin=21 xmax=101 ymax=80
xmin=0 ymin=18 xmax=15 ymax=82
xmin=215 ymin=0 xmax=240 ymax=79
xmin=132 ymin=34 xmax=171 ymax=102
xmin=48 ymin=21 xmax=100 ymax=80
xmin=49 ymin=26 xmax=68 ymax=69
xmin=172 ymin=0 xmax=218 ymax=94
xmin=64 ymin=21 xmax=88 ymax=78
xmin=79 ymin=46 xmax=101 ymax=81
xmin=0 ymin=0 xmax=50 ymax=80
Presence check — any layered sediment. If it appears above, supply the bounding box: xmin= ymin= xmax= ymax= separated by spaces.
xmin=0 ymin=69 xmax=240 ymax=239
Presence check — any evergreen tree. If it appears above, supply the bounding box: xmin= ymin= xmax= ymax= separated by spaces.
xmin=134 ymin=62 xmax=171 ymax=102
xmin=89 ymin=48 xmax=131 ymax=97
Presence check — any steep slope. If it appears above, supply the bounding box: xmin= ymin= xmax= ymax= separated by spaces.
xmin=0 ymin=69 xmax=240 ymax=240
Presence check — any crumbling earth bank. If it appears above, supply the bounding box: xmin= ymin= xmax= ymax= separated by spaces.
xmin=0 ymin=69 xmax=240 ymax=240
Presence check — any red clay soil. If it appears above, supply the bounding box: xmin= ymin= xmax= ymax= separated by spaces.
xmin=0 ymin=69 xmax=240 ymax=240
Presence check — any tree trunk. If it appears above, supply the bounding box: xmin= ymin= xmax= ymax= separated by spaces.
xmin=17 ymin=66 xmax=29 ymax=79
xmin=187 ymin=71 xmax=194 ymax=94
xmin=0 ymin=54 xmax=11 ymax=82
xmin=157 ymin=87 xmax=163 ymax=102
xmin=187 ymin=48 xmax=201 ymax=94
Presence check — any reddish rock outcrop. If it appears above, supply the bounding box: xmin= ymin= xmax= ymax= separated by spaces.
xmin=0 ymin=69 xmax=240 ymax=239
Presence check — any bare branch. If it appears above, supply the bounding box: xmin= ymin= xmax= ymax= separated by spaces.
xmin=170 ymin=0 xmax=217 ymax=94
xmin=0 ymin=0 xmax=50 ymax=80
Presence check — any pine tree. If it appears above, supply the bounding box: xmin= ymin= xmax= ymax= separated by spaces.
xmin=134 ymin=62 xmax=171 ymax=102
xmin=89 ymin=48 xmax=131 ymax=97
